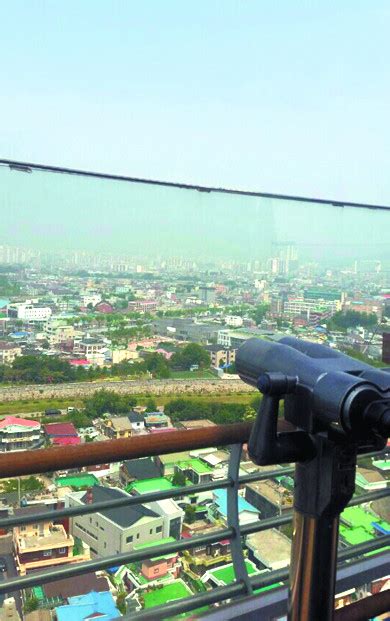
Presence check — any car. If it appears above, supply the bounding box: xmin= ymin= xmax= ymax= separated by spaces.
xmin=0 ymin=558 xmax=7 ymax=572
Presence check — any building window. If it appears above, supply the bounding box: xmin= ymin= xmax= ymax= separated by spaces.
xmin=126 ymin=535 xmax=133 ymax=543
xmin=149 ymin=529 xmax=153 ymax=534
xmin=154 ymin=568 xmax=159 ymax=573
xmin=43 ymin=550 xmax=52 ymax=557
xmin=136 ymin=533 xmax=140 ymax=539
xmin=20 ymin=526 xmax=26 ymax=532
xmin=156 ymin=526 xmax=162 ymax=533
xmin=58 ymin=547 xmax=66 ymax=553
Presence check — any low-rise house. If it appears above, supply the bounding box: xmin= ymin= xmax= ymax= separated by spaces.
xmin=177 ymin=419 xmax=217 ymax=430
xmin=127 ymin=480 xmax=184 ymax=540
xmin=67 ymin=487 xmax=164 ymax=557
xmin=355 ymin=467 xmax=387 ymax=491
xmin=132 ymin=536 xmax=180 ymax=582
xmin=245 ymin=480 xmax=293 ymax=519
xmin=30 ymin=572 xmax=111 ymax=608
xmin=202 ymin=560 xmax=260 ymax=588
xmin=144 ymin=413 xmax=170 ymax=429
xmin=44 ymin=422 xmax=80 ymax=446
xmin=210 ymin=489 xmax=260 ymax=525
xmin=182 ymin=528 xmax=231 ymax=570
xmin=175 ymin=459 xmax=213 ymax=485
xmin=120 ymin=457 xmax=161 ymax=486
xmin=0 ymin=417 xmax=42 ymax=452
xmin=56 ymin=591 xmax=120 ymax=621
xmin=127 ymin=411 xmax=145 ymax=433
xmin=155 ymin=452 xmax=192 ymax=477
xmin=246 ymin=528 xmax=291 ymax=571
xmin=0 ymin=342 xmax=21 ymax=365
xmin=13 ymin=505 xmax=88 ymax=575
xmin=101 ymin=416 xmax=133 ymax=439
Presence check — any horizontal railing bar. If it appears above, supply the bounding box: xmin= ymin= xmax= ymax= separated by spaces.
xmin=124 ymin=581 xmax=246 ymax=621
xmin=238 ymin=466 xmax=295 ymax=484
xmin=0 ymin=423 xmax=253 ymax=478
xmin=2 ymin=483 xmax=387 ymax=532
xmin=334 ymin=589 xmax=390 ymax=620
xmin=0 ymin=478 xmax=233 ymax=529
xmin=0 ymin=526 xmax=234 ymax=594
xmin=338 ymin=534 xmax=390 ymax=560
xmin=2 ymin=158 xmax=390 ymax=211
xmin=128 ymin=545 xmax=390 ymax=621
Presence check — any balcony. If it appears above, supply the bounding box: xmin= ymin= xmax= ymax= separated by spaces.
xmin=0 ymin=422 xmax=386 ymax=619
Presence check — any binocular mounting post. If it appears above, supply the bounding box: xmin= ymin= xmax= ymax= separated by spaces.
xmin=248 ymin=372 xmax=386 ymax=621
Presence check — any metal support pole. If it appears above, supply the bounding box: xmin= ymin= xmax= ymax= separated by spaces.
xmin=227 ymin=443 xmax=253 ymax=595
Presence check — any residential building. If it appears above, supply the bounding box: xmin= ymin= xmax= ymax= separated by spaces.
xmin=205 ymin=344 xmax=236 ymax=368
xmin=44 ymin=422 xmax=80 ymax=446
xmin=225 ymin=315 xmax=243 ymax=327
xmin=155 ymin=452 xmax=192 ymax=477
xmin=175 ymin=458 xmax=213 ymax=485
xmin=355 ymin=468 xmax=387 ymax=492
xmin=67 ymin=487 xmax=164 ymax=557
xmin=30 ymin=572 xmax=111 ymax=608
xmin=144 ymin=413 xmax=170 ymax=429
xmin=245 ymin=480 xmax=293 ymax=518
xmin=246 ymin=528 xmax=291 ymax=571
xmin=120 ymin=457 xmax=161 ymax=486
xmin=128 ymin=300 xmax=157 ymax=313
xmin=132 ymin=537 xmax=180 ymax=581
xmin=0 ymin=416 xmax=42 ymax=452
xmin=182 ymin=529 xmax=231 ymax=569
xmin=177 ymin=420 xmax=217 ymax=431
xmin=210 ymin=489 xmax=260 ymax=525
xmin=94 ymin=301 xmax=114 ymax=313
xmin=56 ymin=591 xmax=120 ymax=621
xmin=74 ymin=336 xmax=106 ymax=358
xmin=13 ymin=505 xmax=84 ymax=575
xmin=101 ymin=416 xmax=133 ymax=439
xmin=127 ymin=411 xmax=145 ymax=433
xmin=12 ymin=303 xmax=52 ymax=322
xmin=44 ymin=319 xmax=75 ymax=346
xmin=0 ymin=342 xmax=21 ymax=365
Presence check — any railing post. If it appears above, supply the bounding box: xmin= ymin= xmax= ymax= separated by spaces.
xmin=227 ymin=443 xmax=253 ymax=595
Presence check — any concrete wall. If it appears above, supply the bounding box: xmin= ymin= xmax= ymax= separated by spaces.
xmin=0 ymin=379 xmax=254 ymax=403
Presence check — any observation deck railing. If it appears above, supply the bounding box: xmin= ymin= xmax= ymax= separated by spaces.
xmin=0 ymin=422 xmax=387 ymax=620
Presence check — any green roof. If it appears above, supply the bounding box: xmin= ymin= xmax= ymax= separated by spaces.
xmin=134 ymin=536 xmax=176 ymax=561
xmin=55 ymin=473 xmax=100 ymax=488
xmin=32 ymin=586 xmax=44 ymax=601
xmin=372 ymin=459 xmax=390 ymax=471
xmin=177 ymin=458 xmax=212 ymax=475
xmin=142 ymin=579 xmax=192 ymax=608
xmin=127 ymin=477 xmax=174 ymax=494
xmin=339 ymin=506 xmax=390 ymax=545
xmin=208 ymin=560 xmax=259 ymax=586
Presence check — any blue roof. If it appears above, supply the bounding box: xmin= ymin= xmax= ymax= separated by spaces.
xmin=213 ymin=489 xmax=260 ymax=517
xmin=9 ymin=331 xmax=30 ymax=337
xmin=56 ymin=591 xmax=120 ymax=621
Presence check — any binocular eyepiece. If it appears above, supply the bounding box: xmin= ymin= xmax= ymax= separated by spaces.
xmin=236 ymin=336 xmax=390 ymax=439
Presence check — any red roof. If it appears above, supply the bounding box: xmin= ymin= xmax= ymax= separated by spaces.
xmin=44 ymin=422 xmax=78 ymax=437
xmin=0 ymin=416 xmax=40 ymax=429
xmin=69 ymin=359 xmax=90 ymax=366
xmin=52 ymin=436 xmax=81 ymax=445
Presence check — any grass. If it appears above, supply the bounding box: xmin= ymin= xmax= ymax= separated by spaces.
xmin=170 ymin=370 xmax=216 ymax=379
xmin=0 ymin=398 xmax=84 ymax=417
xmin=142 ymin=580 xmax=192 ymax=608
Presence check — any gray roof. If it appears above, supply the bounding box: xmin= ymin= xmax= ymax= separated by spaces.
xmin=80 ymin=486 xmax=159 ymax=528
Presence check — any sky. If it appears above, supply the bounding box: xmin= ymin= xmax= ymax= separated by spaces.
xmin=1 ymin=1 xmax=390 ymax=205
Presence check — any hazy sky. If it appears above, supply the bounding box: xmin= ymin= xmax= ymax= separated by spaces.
xmin=1 ymin=2 xmax=390 ymax=204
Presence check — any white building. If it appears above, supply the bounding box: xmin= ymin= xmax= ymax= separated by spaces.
xmin=15 ymin=304 xmax=52 ymax=322
xmin=82 ymin=294 xmax=102 ymax=307
xmin=225 ymin=315 xmax=243 ymax=328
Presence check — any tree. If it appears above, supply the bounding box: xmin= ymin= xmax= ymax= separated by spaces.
xmin=172 ymin=470 xmax=187 ymax=487
xmin=184 ymin=505 xmax=197 ymax=524
xmin=328 ymin=311 xmax=377 ymax=331
xmin=143 ymin=353 xmax=170 ymax=378
xmin=251 ymin=304 xmax=270 ymax=325
xmin=84 ymin=390 xmax=137 ymax=417
xmin=24 ymin=596 xmax=39 ymax=614
xmin=170 ymin=343 xmax=210 ymax=370
xmin=145 ymin=398 xmax=157 ymax=413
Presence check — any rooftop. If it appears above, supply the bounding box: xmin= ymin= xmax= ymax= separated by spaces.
xmin=246 ymin=528 xmax=291 ymax=567
xmin=56 ymin=590 xmax=119 ymax=621
xmin=127 ymin=477 xmax=174 ymax=495
xmin=177 ymin=458 xmax=213 ymax=475
xmin=142 ymin=579 xmax=192 ymax=609
xmin=122 ymin=457 xmax=161 ymax=480
xmin=206 ymin=560 xmax=260 ymax=586
xmin=44 ymin=422 xmax=78 ymax=436
xmin=0 ymin=416 xmax=40 ymax=429
xmin=79 ymin=486 xmax=159 ymax=528
xmin=56 ymin=473 xmax=100 ymax=489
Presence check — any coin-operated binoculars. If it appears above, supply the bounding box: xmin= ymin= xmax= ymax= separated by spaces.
xmin=236 ymin=337 xmax=390 ymax=621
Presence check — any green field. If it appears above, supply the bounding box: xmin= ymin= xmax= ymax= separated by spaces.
xmin=0 ymin=391 xmax=255 ymax=417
